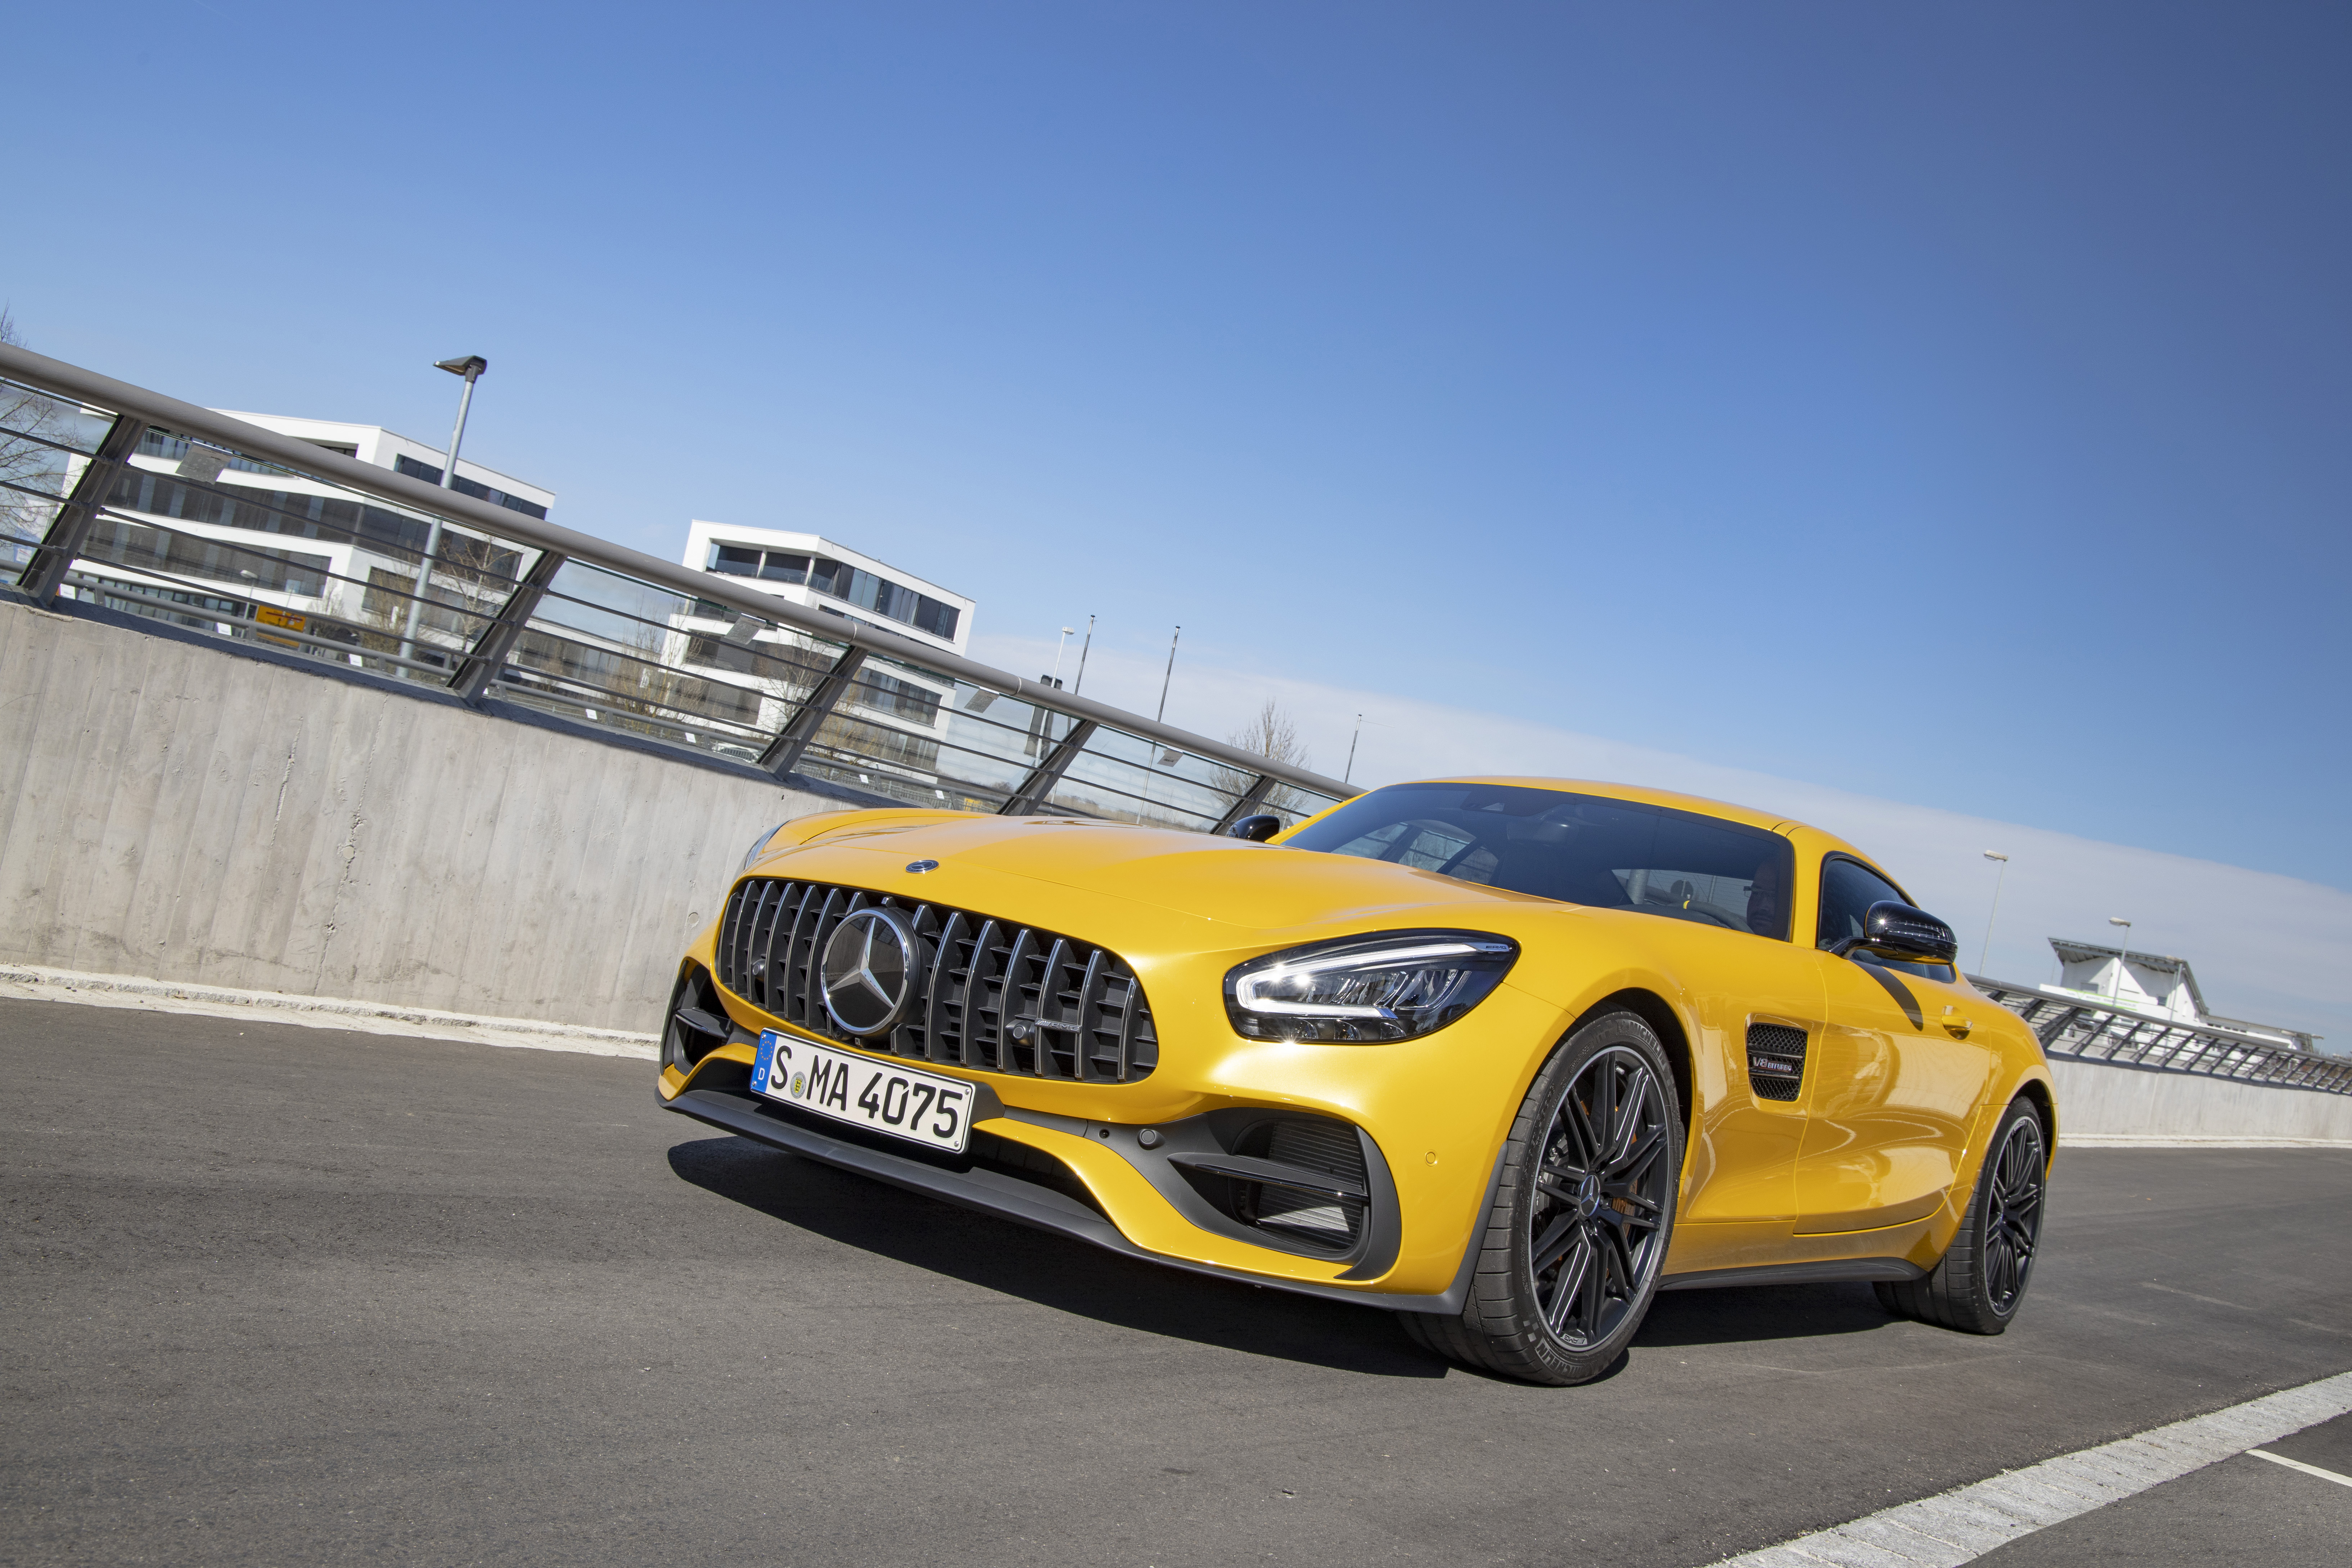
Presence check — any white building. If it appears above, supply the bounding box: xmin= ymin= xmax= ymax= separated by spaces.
xmin=681 ymin=520 xmax=971 ymax=657
xmin=64 ymin=412 xmax=552 ymax=665
xmin=2042 ymin=938 xmax=2323 ymax=1054
xmin=678 ymin=522 xmax=977 ymax=799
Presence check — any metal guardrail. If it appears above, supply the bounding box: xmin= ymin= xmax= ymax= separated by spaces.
xmin=1972 ymin=978 xmax=2352 ymax=1096
xmin=0 ymin=344 xmax=1354 ymax=832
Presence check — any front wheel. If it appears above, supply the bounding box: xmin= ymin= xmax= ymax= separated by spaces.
xmin=1876 ymin=1096 xmax=2050 ymax=1334
xmin=1399 ymin=1010 xmax=1682 ymax=1385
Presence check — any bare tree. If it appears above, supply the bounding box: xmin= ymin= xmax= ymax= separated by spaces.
xmin=1213 ymin=697 xmax=1314 ymax=819
xmin=0 ymin=308 xmax=77 ymax=572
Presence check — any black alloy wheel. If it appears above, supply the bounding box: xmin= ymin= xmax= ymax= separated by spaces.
xmin=1877 ymin=1097 xmax=2049 ymax=1334
xmin=1400 ymin=1010 xmax=1682 ymax=1385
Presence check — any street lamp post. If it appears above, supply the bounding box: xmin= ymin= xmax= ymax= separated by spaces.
xmin=1344 ymin=713 xmax=1364 ymax=784
xmin=1050 ymin=626 xmax=1074 ymax=686
xmin=398 ymin=355 xmax=487 ymax=670
xmin=1071 ymin=614 xmax=1094 ymax=695
xmin=1155 ymin=625 xmax=1181 ymax=723
xmin=2108 ymin=916 xmax=2134 ymax=1004
xmin=1977 ymin=851 xmax=2010 ymax=976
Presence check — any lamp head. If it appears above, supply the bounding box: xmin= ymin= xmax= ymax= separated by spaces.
xmin=434 ymin=355 xmax=488 ymax=380
xmin=1983 ymin=851 xmax=2009 ymax=863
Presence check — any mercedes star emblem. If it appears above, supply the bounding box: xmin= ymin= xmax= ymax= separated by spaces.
xmin=818 ymin=907 xmax=924 ymax=1037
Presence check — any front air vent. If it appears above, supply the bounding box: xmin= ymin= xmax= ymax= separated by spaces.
xmin=1747 ymin=1022 xmax=1808 ymax=1101
xmin=714 ymin=878 xmax=1158 ymax=1083
xmin=1168 ymin=1114 xmax=1371 ymax=1257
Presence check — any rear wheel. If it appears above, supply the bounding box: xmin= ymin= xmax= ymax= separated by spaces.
xmin=1399 ymin=1010 xmax=1682 ymax=1385
xmin=1876 ymin=1097 xmax=2049 ymax=1334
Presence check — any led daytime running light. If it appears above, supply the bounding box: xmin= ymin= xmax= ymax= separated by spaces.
xmin=1233 ymin=941 xmax=1506 ymax=1020
xmin=1223 ymin=929 xmax=1519 ymax=1043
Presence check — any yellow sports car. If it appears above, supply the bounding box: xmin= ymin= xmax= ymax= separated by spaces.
xmin=659 ymin=778 xmax=2056 ymax=1385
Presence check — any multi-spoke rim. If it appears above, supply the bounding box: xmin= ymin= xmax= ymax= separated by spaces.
xmin=1529 ymin=1044 xmax=1673 ymax=1350
xmin=1983 ymin=1114 xmax=2047 ymax=1315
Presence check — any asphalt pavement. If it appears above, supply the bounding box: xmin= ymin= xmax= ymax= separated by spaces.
xmin=4 ymin=998 xmax=2348 ymax=1567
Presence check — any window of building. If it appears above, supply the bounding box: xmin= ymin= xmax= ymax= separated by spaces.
xmin=390 ymin=454 xmax=550 ymax=520
xmin=106 ymin=467 xmax=522 ymax=580
xmin=849 ymin=669 xmax=943 ymax=726
xmin=704 ymin=542 xmax=961 ymax=642
xmin=80 ymin=514 xmax=332 ymax=599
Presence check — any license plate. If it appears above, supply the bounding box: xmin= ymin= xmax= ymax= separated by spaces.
xmin=751 ymin=1030 xmax=974 ymax=1155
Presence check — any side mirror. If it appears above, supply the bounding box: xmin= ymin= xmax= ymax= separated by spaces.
xmin=1835 ymin=901 xmax=1957 ymax=966
xmin=1226 ymin=814 xmax=1281 ymax=843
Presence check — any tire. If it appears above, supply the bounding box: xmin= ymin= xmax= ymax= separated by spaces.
xmin=1876 ymin=1097 xmax=2049 ymax=1334
xmin=1397 ymin=1010 xmax=1682 ymax=1385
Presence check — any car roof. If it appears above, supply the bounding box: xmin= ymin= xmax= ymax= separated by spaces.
xmin=1393 ymin=776 xmax=1903 ymax=887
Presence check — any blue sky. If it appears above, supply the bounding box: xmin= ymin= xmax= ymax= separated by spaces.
xmin=8 ymin=7 xmax=2347 ymax=924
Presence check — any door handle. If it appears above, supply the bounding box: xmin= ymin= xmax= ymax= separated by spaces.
xmin=1941 ymin=1004 xmax=1972 ymax=1037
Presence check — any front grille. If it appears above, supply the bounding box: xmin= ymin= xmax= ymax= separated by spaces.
xmin=1747 ymin=1022 xmax=1808 ymax=1101
xmin=714 ymin=877 xmax=1159 ymax=1083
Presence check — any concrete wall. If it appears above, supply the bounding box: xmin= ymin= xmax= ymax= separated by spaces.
xmin=2052 ymin=1058 xmax=2352 ymax=1141
xmin=0 ymin=599 xmax=846 ymax=1031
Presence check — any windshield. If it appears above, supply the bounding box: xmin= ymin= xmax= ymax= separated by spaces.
xmin=1285 ymin=783 xmax=1795 ymax=940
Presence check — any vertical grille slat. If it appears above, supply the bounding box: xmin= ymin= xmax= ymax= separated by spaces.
xmin=757 ymin=881 xmax=800 ymax=1013
xmin=924 ymin=909 xmax=968 ymax=1067
xmin=1072 ymin=948 xmax=1108 ymax=1080
xmin=712 ymin=877 xmax=1159 ymax=1085
xmin=999 ymin=926 xmax=1039 ymax=1076
xmin=782 ymin=882 xmax=822 ymax=1027
xmin=1037 ymin=937 xmax=1071 ymax=1078
xmin=962 ymin=919 xmax=1000 ymax=1072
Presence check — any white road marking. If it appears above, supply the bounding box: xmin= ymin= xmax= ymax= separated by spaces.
xmin=2245 ymin=1448 xmax=2352 ymax=1489
xmin=1709 ymin=1369 xmax=2352 ymax=1567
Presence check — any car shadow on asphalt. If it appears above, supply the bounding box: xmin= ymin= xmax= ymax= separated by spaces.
xmin=1634 ymin=1283 xmax=1901 ymax=1346
xmin=670 ymin=1135 xmax=1903 ymax=1377
xmin=667 ymin=1135 xmax=1450 ymax=1378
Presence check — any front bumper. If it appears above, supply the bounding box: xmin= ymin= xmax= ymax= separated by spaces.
xmin=661 ymin=1076 xmax=1487 ymax=1314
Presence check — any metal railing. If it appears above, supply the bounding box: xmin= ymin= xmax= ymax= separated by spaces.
xmin=0 ymin=344 xmax=1354 ymax=832
xmin=1972 ymin=978 xmax=2352 ymax=1096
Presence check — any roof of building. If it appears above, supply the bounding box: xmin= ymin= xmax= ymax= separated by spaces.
xmin=2045 ymin=937 xmax=2321 ymax=1051
xmin=2047 ymin=938 xmax=2211 ymax=1017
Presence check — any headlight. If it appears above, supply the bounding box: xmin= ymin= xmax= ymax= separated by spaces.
xmin=739 ymin=823 xmax=784 ymax=872
xmin=1223 ymin=929 xmax=1518 ymax=1042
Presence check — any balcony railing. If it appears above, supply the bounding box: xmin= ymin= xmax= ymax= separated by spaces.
xmin=1 ymin=344 xmax=1353 ymax=833
xmin=1972 ymin=978 xmax=2352 ymax=1096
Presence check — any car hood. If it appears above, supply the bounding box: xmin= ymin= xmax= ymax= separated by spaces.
xmin=753 ymin=813 xmax=1564 ymax=937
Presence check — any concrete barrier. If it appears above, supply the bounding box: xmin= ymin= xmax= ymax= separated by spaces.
xmin=2051 ymin=1057 xmax=2352 ymax=1143
xmin=0 ymin=599 xmax=844 ymax=1031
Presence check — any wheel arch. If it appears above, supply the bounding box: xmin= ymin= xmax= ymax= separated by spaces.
xmin=1569 ymin=987 xmax=1694 ymax=1135
xmin=2012 ymin=1073 xmax=2059 ymax=1158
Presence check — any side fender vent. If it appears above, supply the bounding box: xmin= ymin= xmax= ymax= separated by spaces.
xmin=1747 ymin=1022 xmax=1808 ymax=1102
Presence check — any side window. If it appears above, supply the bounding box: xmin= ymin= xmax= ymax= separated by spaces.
xmin=1818 ymin=855 xmax=1951 ymax=979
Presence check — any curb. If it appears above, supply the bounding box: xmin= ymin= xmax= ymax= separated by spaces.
xmin=0 ymin=965 xmax=659 ymax=1058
